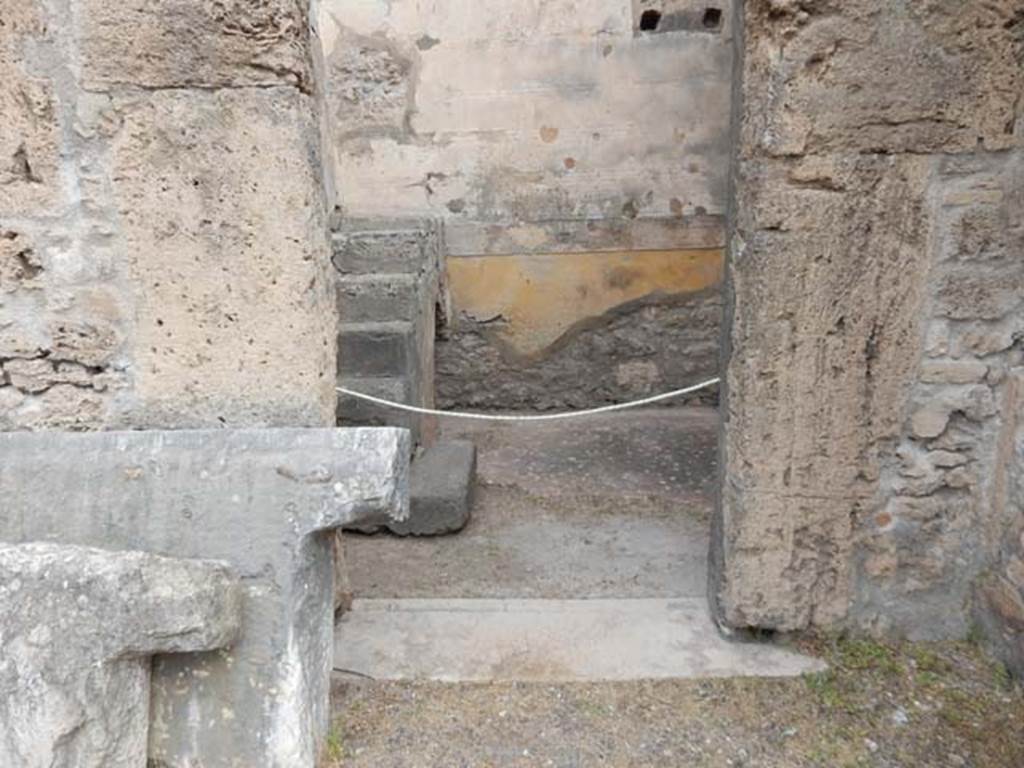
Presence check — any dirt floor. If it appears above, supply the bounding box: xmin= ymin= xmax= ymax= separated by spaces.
xmin=344 ymin=408 xmax=716 ymax=600
xmin=333 ymin=410 xmax=1024 ymax=766
xmin=327 ymin=635 xmax=1024 ymax=768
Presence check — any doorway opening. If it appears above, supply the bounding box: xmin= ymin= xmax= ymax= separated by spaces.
xmin=321 ymin=0 xmax=809 ymax=683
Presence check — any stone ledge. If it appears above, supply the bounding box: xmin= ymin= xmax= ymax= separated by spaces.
xmin=0 ymin=542 xmax=241 ymax=768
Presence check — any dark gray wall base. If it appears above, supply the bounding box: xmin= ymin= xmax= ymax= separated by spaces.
xmin=437 ymin=290 xmax=722 ymax=411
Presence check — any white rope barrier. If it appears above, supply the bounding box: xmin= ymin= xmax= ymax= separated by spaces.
xmin=337 ymin=377 xmax=721 ymax=423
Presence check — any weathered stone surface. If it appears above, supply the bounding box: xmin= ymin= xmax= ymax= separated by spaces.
xmin=0 ymin=427 xmax=409 ymax=768
xmin=438 ymin=289 xmax=722 ymax=410
xmin=919 ymin=360 xmax=989 ymax=385
xmin=0 ymin=0 xmax=334 ymax=432
xmin=0 ymin=1 xmax=61 ymax=216
xmin=77 ymin=0 xmax=313 ymax=91
xmin=715 ymin=0 xmax=1024 ymax=639
xmin=909 ymin=386 xmax=998 ymax=439
xmin=714 ymin=155 xmax=932 ymax=630
xmin=347 ymin=439 xmax=477 ymax=536
xmin=0 ymin=542 xmax=240 ymax=768
xmin=108 ymin=87 xmax=335 ymax=429
xmin=741 ymin=1 xmax=1022 ymax=156
xmin=854 ymin=155 xmax=1023 ymax=641
xmin=0 ymin=4 xmax=125 ymax=427
xmin=972 ymin=369 xmax=1024 ymax=676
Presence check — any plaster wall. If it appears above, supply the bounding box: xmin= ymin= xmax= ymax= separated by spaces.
xmin=318 ymin=0 xmax=733 ymax=407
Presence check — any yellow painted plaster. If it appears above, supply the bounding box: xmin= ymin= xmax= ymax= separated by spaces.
xmin=447 ymin=249 xmax=724 ymax=357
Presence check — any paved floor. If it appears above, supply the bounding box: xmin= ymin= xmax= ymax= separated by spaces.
xmin=337 ymin=407 xmax=823 ymax=683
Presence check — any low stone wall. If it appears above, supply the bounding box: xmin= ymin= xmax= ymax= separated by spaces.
xmin=438 ymin=288 xmax=722 ymax=410
xmin=0 ymin=543 xmax=241 ymax=768
xmin=0 ymin=427 xmax=409 ymax=767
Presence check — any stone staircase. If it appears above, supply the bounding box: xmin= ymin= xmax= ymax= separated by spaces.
xmin=333 ymin=219 xmax=443 ymax=448
xmin=333 ymin=219 xmax=476 ymax=537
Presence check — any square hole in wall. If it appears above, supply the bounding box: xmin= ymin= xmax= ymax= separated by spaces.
xmin=633 ymin=1 xmax=726 ymax=35
xmin=702 ymin=8 xmax=723 ymax=29
xmin=640 ymin=9 xmax=663 ymax=31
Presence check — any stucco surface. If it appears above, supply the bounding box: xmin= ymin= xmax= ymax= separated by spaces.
xmin=319 ymin=0 xmax=732 ymax=225
xmin=445 ymin=249 xmax=722 ymax=356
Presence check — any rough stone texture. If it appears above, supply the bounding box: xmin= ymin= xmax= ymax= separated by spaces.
xmin=347 ymin=439 xmax=477 ymax=536
xmin=714 ymin=0 xmax=1024 ymax=644
xmin=0 ymin=0 xmax=128 ymax=430
xmin=109 ymin=87 xmax=335 ymax=428
xmin=78 ymin=0 xmax=313 ymax=91
xmin=0 ymin=427 xmax=410 ymax=768
xmin=0 ymin=542 xmax=241 ymax=768
xmin=0 ymin=1 xmax=60 ymax=217
xmin=0 ymin=0 xmax=335 ymax=431
xmin=438 ymin=289 xmax=722 ymax=410
xmin=857 ymin=154 xmax=1024 ymax=641
xmin=741 ymin=1 xmax=1021 ymax=157
xmin=973 ymin=368 xmax=1024 ymax=677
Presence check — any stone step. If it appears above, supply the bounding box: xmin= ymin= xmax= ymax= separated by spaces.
xmin=333 ymin=598 xmax=825 ymax=682
xmin=338 ymin=375 xmax=416 ymax=431
xmin=331 ymin=227 xmax=434 ymax=275
xmin=338 ymin=321 xmax=415 ymax=378
xmin=346 ymin=440 xmax=476 ymax=536
xmin=337 ymin=273 xmax=423 ymax=325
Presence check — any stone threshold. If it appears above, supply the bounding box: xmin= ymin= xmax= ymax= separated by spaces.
xmin=334 ymin=598 xmax=824 ymax=683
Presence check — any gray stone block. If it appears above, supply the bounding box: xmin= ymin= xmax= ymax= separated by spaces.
xmin=339 ymin=321 xmax=415 ymax=377
xmin=338 ymin=375 xmax=421 ymax=439
xmin=347 ymin=440 xmax=476 ymax=536
xmin=337 ymin=273 xmax=423 ymax=324
xmin=0 ymin=542 xmax=241 ymax=768
xmin=331 ymin=218 xmax=442 ymax=275
xmin=0 ymin=427 xmax=409 ymax=768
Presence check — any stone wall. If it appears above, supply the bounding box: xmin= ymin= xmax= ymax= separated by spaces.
xmin=714 ymin=0 xmax=1023 ymax=674
xmin=438 ymin=287 xmax=722 ymax=410
xmin=1 ymin=0 xmax=336 ymax=431
xmin=317 ymin=0 xmax=732 ymax=409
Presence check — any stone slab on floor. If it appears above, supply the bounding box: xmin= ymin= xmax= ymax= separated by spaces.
xmin=346 ymin=439 xmax=476 ymax=536
xmin=0 ymin=427 xmax=409 ymax=768
xmin=334 ymin=598 xmax=825 ymax=682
